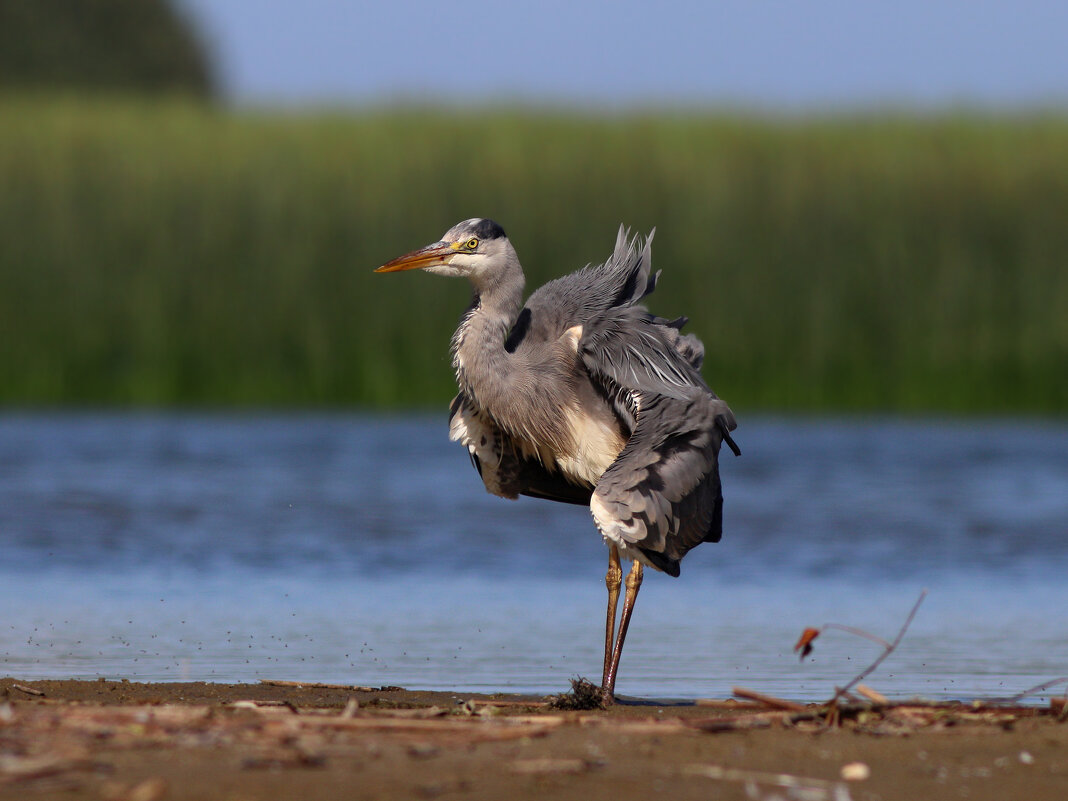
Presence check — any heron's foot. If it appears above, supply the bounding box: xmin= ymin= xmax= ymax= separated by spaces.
xmin=599 ymin=686 xmax=615 ymax=708
xmin=545 ymin=677 xmax=604 ymax=710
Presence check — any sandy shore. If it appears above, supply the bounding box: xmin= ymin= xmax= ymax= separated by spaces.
xmin=1 ymin=677 xmax=1066 ymax=800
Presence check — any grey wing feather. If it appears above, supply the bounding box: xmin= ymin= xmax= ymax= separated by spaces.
xmin=513 ymin=226 xmax=659 ymax=345
xmin=590 ymin=393 xmax=737 ymax=577
xmin=520 ymin=228 xmax=705 ymax=401
xmin=449 ymin=393 xmax=591 ymax=506
xmin=454 ymin=225 xmax=739 ymax=576
xmin=450 ymin=229 xmax=661 ymax=505
xmin=579 ymin=307 xmax=707 ymax=401
xmin=569 ymin=229 xmax=739 ymax=577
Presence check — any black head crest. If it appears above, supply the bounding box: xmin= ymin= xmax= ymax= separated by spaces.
xmin=468 ymin=218 xmax=506 ymax=241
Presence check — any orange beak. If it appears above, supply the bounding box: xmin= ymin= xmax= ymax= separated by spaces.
xmin=375 ymin=242 xmax=454 ymax=273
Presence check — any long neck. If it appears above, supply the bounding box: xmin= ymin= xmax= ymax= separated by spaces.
xmin=451 ymin=263 xmax=525 ymax=407
xmin=450 ymin=252 xmax=578 ymax=453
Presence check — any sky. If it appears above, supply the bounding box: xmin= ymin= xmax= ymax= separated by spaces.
xmin=177 ymin=0 xmax=1068 ymax=109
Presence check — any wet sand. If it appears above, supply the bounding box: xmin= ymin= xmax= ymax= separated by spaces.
xmin=1 ymin=677 xmax=1066 ymax=800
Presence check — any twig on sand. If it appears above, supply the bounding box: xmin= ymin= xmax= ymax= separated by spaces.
xmin=685 ymin=714 xmax=780 ymax=733
xmin=260 ymin=680 xmax=377 ymax=692
xmin=11 ymin=683 xmax=45 ymax=697
xmin=0 ymin=754 xmax=98 ymax=784
xmin=471 ymin=698 xmax=548 ymax=708
xmin=856 ymin=684 xmax=889 ymax=705
xmin=685 ymin=763 xmax=855 ymax=801
xmin=510 ymin=758 xmax=591 ymax=775
xmin=731 ymin=687 xmax=806 ymax=712
xmin=1004 ymin=677 xmax=1068 ymax=705
xmin=694 ymin=698 xmax=764 ymax=709
xmin=794 ymin=589 xmax=928 ymax=708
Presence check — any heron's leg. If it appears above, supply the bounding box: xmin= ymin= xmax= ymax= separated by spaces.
xmin=602 ymin=560 xmax=644 ymax=704
xmin=601 ymin=546 xmax=623 ymax=691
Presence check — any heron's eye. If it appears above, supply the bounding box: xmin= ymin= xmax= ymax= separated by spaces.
xmin=465 ymin=238 xmax=479 ymax=250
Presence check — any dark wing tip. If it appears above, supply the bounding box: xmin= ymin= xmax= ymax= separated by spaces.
xmin=717 ymin=415 xmax=741 ymax=456
xmin=639 ymin=547 xmax=681 ymax=577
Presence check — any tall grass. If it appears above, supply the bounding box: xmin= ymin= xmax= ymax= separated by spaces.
xmin=1 ymin=98 xmax=1065 ymax=412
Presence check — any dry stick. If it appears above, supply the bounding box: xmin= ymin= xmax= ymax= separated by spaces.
xmin=731 ymin=687 xmax=807 ymax=712
xmin=684 ymin=763 xmax=849 ymax=798
xmin=11 ymin=684 xmax=44 ymax=697
xmin=260 ymin=679 xmax=376 ymax=691
xmin=686 ymin=714 xmax=780 ymax=733
xmin=856 ymin=685 xmax=889 ymax=705
xmin=694 ymin=698 xmax=765 ymax=708
xmin=0 ymin=755 xmax=99 ymax=783
xmin=826 ymin=588 xmax=928 ymax=708
xmin=464 ymin=699 xmax=549 ymax=708
xmin=579 ymin=718 xmax=693 ymax=735
xmin=1004 ymin=677 xmax=1068 ymax=705
xmin=817 ymin=624 xmax=892 ymax=650
xmin=285 ymin=716 xmax=566 ymax=742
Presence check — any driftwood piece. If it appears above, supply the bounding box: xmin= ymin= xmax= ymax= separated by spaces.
xmin=731 ymin=687 xmax=807 ymax=712
xmin=510 ymin=758 xmax=592 ymax=775
xmin=694 ymin=698 xmax=765 ymax=709
xmin=11 ymin=683 xmax=45 ymax=697
xmin=685 ymin=763 xmax=854 ymax=801
xmin=259 ymin=680 xmax=377 ymax=691
xmin=0 ymin=754 xmax=99 ymax=783
xmin=856 ymin=685 xmax=889 ymax=705
xmin=686 ymin=714 xmax=780 ymax=733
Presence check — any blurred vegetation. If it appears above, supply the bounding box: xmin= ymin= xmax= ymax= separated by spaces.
xmin=0 ymin=0 xmax=214 ymax=97
xmin=0 ymin=98 xmax=1065 ymax=413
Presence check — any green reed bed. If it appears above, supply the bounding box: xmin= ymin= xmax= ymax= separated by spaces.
xmin=0 ymin=98 xmax=1065 ymax=412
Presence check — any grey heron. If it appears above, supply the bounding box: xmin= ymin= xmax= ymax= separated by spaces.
xmin=377 ymin=218 xmax=739 ymax=704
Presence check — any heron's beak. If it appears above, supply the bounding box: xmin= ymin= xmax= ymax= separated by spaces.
xmin=375 ymin=241 xmax=455 ymax=273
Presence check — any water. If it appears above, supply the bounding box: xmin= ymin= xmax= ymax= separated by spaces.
xmin=1 ymin=413 xmax=1066 ymax=703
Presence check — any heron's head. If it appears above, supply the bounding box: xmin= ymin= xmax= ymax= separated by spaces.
xmin=376 ymin=218 xmax=513 ymax=283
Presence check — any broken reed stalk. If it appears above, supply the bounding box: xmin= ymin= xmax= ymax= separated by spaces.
xmin=260 ymin=680 xmax=376 ymax=691
xmin=1005 ymin=677 xmax=1068 ymax=705
xmin=856 ymin=684 xmax=889 ymax=705
xmin=825 ymin=588 xmax=927 ymax=707
xmin=11 ymin=684 xmax=45 ymax=697
xmin=731 ymin=687 xmax=806 ymax=712
xmin=793 ymin=589 xmax=928 ymax=709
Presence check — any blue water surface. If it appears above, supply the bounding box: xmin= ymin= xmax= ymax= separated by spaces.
xmin=1 ymin=413 xmax=1065 ymax=703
